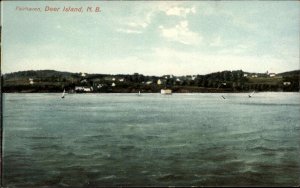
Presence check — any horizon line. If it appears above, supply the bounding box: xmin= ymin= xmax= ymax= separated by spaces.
xmin=2 ymin=68 xmax=299 ymax=77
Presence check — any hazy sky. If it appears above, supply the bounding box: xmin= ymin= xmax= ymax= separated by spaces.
xmin=2 ymin=1 xmax=299 ymax=76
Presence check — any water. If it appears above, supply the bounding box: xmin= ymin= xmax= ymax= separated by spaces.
xmin=2 ymin=93 xmax=300 ymax=186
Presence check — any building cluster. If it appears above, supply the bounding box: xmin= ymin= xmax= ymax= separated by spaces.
xmin=243 ymin=71 xmax=277 ymax=78
xmin=73 ymin=72 xmax=193 ymax=93
xmin=71 ymin=70 xmax=291 ymax=93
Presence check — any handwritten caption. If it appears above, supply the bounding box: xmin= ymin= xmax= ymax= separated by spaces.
xmin=16 ymin=6 xmax=101 ymax=13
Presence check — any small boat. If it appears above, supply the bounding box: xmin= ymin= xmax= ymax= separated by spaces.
xmin=248 ymin=91 xmax=255 ymax=98
xmin=161 ymin=89 xmax=172 ymax=95
xmin=61 ymin=89 xmax=66 ymax=99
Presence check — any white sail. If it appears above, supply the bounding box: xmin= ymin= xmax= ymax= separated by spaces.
xmin=62 ymin=89 xmax=65 ymax=98
xmin=248 ymin=91 xmax=255 ymax=97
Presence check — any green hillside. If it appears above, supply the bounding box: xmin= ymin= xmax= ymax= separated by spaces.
xmin=2 ymin=69 xmax=299 ymax=93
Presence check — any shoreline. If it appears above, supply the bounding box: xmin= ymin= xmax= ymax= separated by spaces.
xmin=3 ymin=70 xmax=299 ymax=93
xmin=2 ymin=91 xmax=299 ymax=94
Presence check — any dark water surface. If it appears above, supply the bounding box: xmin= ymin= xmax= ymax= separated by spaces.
xmin=2 ymin=93 xmax=300 ymax=186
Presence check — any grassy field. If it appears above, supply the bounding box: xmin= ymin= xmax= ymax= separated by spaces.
xmin=247 ymin=76 xmax=283 ymax=84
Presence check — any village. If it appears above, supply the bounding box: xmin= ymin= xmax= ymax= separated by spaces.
xmin=3 ymin=69 xmax=298 ymax=93
xmin=70 ymin=70 xmax=296 ymax=93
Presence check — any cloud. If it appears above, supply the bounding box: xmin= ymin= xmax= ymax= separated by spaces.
xmin=116 ymin=28 xmax=142 ymax=34
xmin=148 ymin=47 xmax=295 ymax=75
xmin=127 ymin=22 xmax=148 ymax=29
xmin=228 ymin=12 xmax=258 ymax=31
xmin=116 ymin=4 xmax=197 ymax=34
xmin=116 ymin=10 xmax=154 ymax=34
xmin=218 ymin=42 xmax=257 ymax=55
xmin=198 ymin=5 xmax=258 ymax=32
xmin=165 ymin=6 xmax=196 ymax=17
xmin=117 ymin=21 xmax=148 ymax=34
xmin=159 ymin=21 xmax=202 ymax=45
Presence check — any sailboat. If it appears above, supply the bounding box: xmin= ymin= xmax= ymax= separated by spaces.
xmin=61 ymin=89 xmax=66 ymax=99
xmin=137 ymin=90 xmax=141 ymax=96
xmin=248 ymin=90 xmax=255 ymax=98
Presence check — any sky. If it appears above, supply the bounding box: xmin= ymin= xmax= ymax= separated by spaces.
xmin=1 ymin=1 xmax=299 ymax=76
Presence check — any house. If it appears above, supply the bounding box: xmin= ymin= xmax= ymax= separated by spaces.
xmin=251 ymin=74 xmax=258 ymax=78
xmin=75 ymin=86 xmax=83 ymax=91
xmin=269 ymin=73 xmax=276 ymax=77
xmin=81 ymin=72 xmax=86 ymax=77
xmin=119 ymin=78 xmax=124 ymax=82
xmin=161 ymin=89 xmax=172 ymax=95
xmin=112 ymin=83 xmax=116 ymax=87
xmin=29 ymin=78 xmax=34 ymax=85
xmin=146 ymin=81 xmax=153 ymax=85
xmin=104 ymin=77 xmax=115 ymax=81
xmin=283 ymin=82 xmax=291 ymax=86
xmin=243 ymin=73 xmax=248 ymax=77
xmin=75 ymin=86 xmax=92 ymax=92
xmin=157 ymin=79 xmax=162 ymax=85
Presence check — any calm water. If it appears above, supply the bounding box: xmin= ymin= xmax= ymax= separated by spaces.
xmin=2 ymin=93 xmax=300 ymax=187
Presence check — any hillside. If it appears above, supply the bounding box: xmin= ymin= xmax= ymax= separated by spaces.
xmin=278 ymin=70 xmax=300 ymax=77
xmin=2 ymin=69 xmax=299 ymax=93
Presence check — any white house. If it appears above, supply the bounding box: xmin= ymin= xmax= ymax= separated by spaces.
xmin=146 ymin=81 xmax=153 ymax=85
xmin=269 ymin=73 xmax=276 ymax=77
xmin=283 ymin=82 xmax=291 ymax=86
xmin=29 ymin=78 xmax=34 ymax=85
xmin=112 ymin=83 xmax=116 ymax=87
xmin=161 ymin=89 xmax=172 ymax=95
xmin=75 ymin=86 xmax=92 ymax=92
xmin=88 ymin=87 xmax=93 ymax=92
xmin=157 ymin=79 xmax=162 ymax=85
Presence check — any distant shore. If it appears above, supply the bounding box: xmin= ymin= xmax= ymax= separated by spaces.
xmin=3 ymin=91 xmax=300 ymax=94
xmin=2 ymin=69 xmax=299 ymax=93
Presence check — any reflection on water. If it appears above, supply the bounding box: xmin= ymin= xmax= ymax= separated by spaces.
xmin=3 ymin=93 xmax=300 ymax=186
